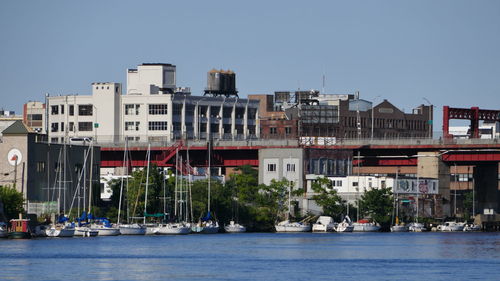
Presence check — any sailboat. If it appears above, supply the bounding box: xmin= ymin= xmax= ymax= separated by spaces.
xmin=224 ymin=170 xmax=246 ymax=233
xmin=157 ymin=150 xmax=191 ymax=235
xmin=192 ymin=140 xmax=219 ymax=234
xmin=69 ymin=142 xmax=98 ymax=237
xmin=37 ymin=143 xmax=75 ymax=238
xmin=391 ymin=172 xmax=409 ymax=232
xmin=86 ymin=140 xmax=119 ymax=236
xmin=117 ymin=140 xmax=146 ymax=235
xmin=275 ymin=179 xmax=311 ymax=233
xmin=335 ymin=215 xmax=354 ymax=232
xmin=408 ymin=177 xmax=426 ymax=232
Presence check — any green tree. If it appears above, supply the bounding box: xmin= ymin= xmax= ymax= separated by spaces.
xmin=108 ymin=164 xmax=168 ymax=221
xmin=462 ymin=191 xmax=474 ymax=220
xmin=358 ymin=187 xmax=394 ymax=227
xmin=311 ymin=177 xmax=345 ymax=219
xmin=0 ymin=185 xmax=25 ymax=220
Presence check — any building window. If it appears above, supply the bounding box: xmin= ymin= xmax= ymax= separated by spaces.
xmin=125 ymin=122 xmax=134 ymax=131
xmin=78 ymin=122 xmax=93 ymax=131
xmin=267 ymin=163 xmax=276 ymax=172
xmin=336 ymin=180 xmax=342 ymax=187
xmin=148 ymin=121 xmax=168 ymax=131
xmin=28 ymin=114 xmax=42 ymax=121
xmin=352 ymin=181 xmax=358 ymax=187
xmin=69 ymin=105 xmax=74 ymax=116
xmin=285 ymin=127 xmax=292 ymax=135
xmin=50 ymin=137 xmax=58 ymax=143
xmin=51 ymin=122 xmax=59 ymax=132
xmin=36 ymin=162 xmax=45 ymax=173
xmin=125 ymin=104 xmax=140 ymax=115
xmin=286 ymin=163 xmax=295 ymax=172
xmin=60 ymin=122 xmax=64 ymax=132
xmin=68 ymin=122 xmax=74 ymax=131
xmin=149 ymin=104 xmax=168 ymax=115
xmin=78 ymin=105 xmax=93 ymax=116
xmin=51 ymin=105 xmax=58 ymax=115
xmin=60 ymin=105 xmax=65 ymax=114
xmin=270 ymin=127 xmax=277 ymax=135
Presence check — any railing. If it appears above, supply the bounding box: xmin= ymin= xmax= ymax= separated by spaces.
xmin=36 ymin=134 xmax=500 ymax=148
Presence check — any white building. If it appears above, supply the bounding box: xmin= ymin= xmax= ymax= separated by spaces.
xmin=304 ymin=174 xmax=439 ymax=215
xmin=46 ymin=63 xmax=260 ymax=144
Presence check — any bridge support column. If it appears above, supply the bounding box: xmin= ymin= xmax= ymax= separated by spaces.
xmin=418 ymin=152 xmax=451 ymax=217
xmin=473 ymin=162 xmax=499 ymax=213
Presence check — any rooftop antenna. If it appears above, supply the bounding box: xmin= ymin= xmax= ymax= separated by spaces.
xmin=322 ymin=74 xmax=326 ymax=95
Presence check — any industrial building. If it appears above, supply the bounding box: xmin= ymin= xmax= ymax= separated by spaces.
xmin=0 ymin=121 xmax=100 ymax=215
xmin=44 ymin=64 xmax=260 ymax=144
xmin=252 ymin=91 xmax=432 ymax=141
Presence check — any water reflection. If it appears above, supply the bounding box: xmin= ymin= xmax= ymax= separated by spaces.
xmin=0 ymin=233 xmax=499 ymax=280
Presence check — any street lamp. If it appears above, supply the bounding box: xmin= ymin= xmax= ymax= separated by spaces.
xmin=423 ymin=98 xmax=433 ymax=139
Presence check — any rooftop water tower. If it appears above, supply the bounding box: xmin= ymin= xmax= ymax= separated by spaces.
xmin=204 ymin=69 xmax=238 ymax=97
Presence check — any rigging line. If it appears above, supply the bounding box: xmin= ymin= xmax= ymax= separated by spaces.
xmin=68 ymin=146 xmax=91 ymax=218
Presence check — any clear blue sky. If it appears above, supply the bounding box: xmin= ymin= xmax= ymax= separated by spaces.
xmin=1 ymin=1 xmax=499 ymax=131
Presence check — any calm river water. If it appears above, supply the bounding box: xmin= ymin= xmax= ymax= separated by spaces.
xmin=1 ymin=232 xmax=499 ymax=280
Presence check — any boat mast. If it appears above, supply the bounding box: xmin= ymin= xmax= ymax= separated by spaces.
xmin=174 ymin=148 xmax=178 ymax=218
xmin=87 ymin=141 xmax=94 ymax=214
xmin=207 ymin=140 xmax=211 ymax=214
xmin=416 ymin=173 xmax=419 ymax=224
xmin=117 ymin=140 xmax=128 ymax=225
xmin=143 ymin=144 xmax=151 ymax=225
xmin=187 ymin=144 xmax=193 ymax=223
xmin=395 ymin=167 xmax=399 ymax=225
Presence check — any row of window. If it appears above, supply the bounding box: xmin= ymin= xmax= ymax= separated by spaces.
xmin=267 ymin=163 xmax=296 ymax=172
xmin=268 ymin=127 xmax=293 ymax=135
xmin=125 ymin=121 xmax=168 ymax=131
xmin=51 ymin=122 xmax=92 ymax=132
xmin=51 ymin=105 xmax=92 ymax=116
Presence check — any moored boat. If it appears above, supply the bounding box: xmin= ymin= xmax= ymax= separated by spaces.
xmin=0 ymin=222 xmax=8 ymax=238
xmin=408 ymin=222 xmax=426 ymax=232
xmin=275 ymin=220 xmax=311 ymax=232
xmin=335 ymin=216 xmax=354 ymax=232
xmin=390 ymin=224 xmax=409 ymax=232
xmin=437 ymin=221 xmax=465 ymax=232
xmin=74 ymin=226 xmax=98 ymax=237
xmin=224 ymin=220 xmax=246 ymax=233
xmin=157 ymin=222 xmax=191 ymax=235
xmin=463 ymin=223 xmax=481 ymax=232
xmin=312 ymin=216 xmax=335 ymax=232
xmin=352 ymin=220 xmax=381 ymax=232
xmin=8 ymin=217 xmax=31 ymax=239
xmin=119 ymin=223 xmax=146 ymax=235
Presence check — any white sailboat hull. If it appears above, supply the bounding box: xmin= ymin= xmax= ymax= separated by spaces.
xmin=275 ymin=221 xmax=312 ymax=232
xmin=157 ymin=223 xmax=191 ymax=235
xmin=335 ymin=222 xmax=354 ymax=232
xmin=390 ymin=225 xmax=409 ymax=232
xmin=437 ymin=222 xmax=465 ymax=232
xmin=352 ymin=223 xmax=381 ymax=232
xmin=408 ymin=222 xmax=426 ymax=232
xmin=145 ymin=225 xmax=159 ymax=235
xmin=74 ymin=227 xmax=99 ymax=237
xmin=46 ymin=227 xmax=75 ymax=237
xmin=224 ymin=225 xmax=246 ymax=233
xmin=119 ymin=224 xmax=146 ymax=235
xmin=91 ymin=224 xmax=121 ymax=236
